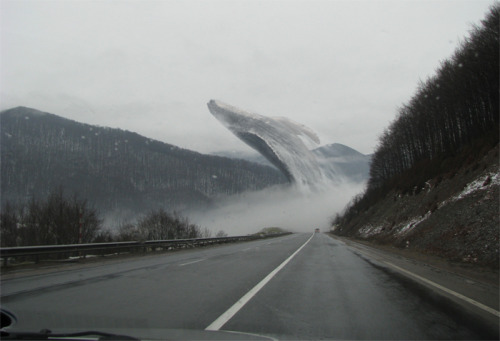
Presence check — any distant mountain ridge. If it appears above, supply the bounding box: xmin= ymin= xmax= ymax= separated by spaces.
xmin=1 ymin=107 xmax=287 ymax=222
xmin=313 ymin=144 xmax=371 ymax=183
xmin=313 ymin=143 xmax=367 ymax=159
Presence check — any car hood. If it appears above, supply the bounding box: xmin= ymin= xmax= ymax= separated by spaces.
xmin=2 ymin=326 xmax=277 ymax=341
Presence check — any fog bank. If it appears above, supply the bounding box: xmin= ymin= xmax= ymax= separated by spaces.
xmin=190 ymin=181 xmax=366 ymax=236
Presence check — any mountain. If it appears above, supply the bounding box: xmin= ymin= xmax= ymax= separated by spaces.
xmin=0 ymin=107 xmax=287 ymax=222
xmin=212 ymin=150 xmax=270 ymax=165
xmin=214 ymin=143 xmax=371 ymax=184
xmin=312 ymin=143 xmax=371 ymax=183
xmin=313 ymin=143 xmax=366 ymax=159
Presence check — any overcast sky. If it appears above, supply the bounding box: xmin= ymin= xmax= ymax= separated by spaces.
xmin=1 ymin=0 xmax=495 ymax=155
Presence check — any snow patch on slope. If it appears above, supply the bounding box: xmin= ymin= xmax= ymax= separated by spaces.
xmin=452 ymin=171 xmax=499 ymax=201
xmin=396 ymin=211 xmax=432 ymax=235
xmin=359 ymin=224 xmax=383 ymax=238
xmin=356 ymin=171 xmax=499 ymax=240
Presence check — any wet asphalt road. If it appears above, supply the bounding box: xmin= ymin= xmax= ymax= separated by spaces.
xmin=1 ymin=233 xmax=486 ymax=339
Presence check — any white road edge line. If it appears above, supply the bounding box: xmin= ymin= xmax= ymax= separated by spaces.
xmin=349 ymin=244 xmax=500 ymax=317
xmin=383 ymin=260 xmax=500 ymax=317
xmin=178 ymin=258 xmax=206 ymax=266
xmin=205 ymin=233 xmax=315 ymax=331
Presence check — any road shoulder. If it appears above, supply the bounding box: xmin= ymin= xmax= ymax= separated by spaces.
xmin=327 ymin=233 xmax=499 ymax=338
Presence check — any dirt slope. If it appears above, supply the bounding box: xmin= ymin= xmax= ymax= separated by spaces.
xmin=333 ymin=144 xmax=499 ymax=269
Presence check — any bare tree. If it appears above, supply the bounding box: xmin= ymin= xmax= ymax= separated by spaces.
xmin=0 ymin=188 xmax=102 ymax=246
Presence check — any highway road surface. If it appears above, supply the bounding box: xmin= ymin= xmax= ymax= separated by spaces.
xmin=1 ymin=233 xmax=496 ymax=340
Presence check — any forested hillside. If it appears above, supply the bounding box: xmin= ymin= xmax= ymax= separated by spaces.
xmin=368 ymin=5 xmax=498 ymax=193
xmin=332 ymin=5 xmax=499 ymax=268
xmin=1 ymin=107 xmax=287 ymax=221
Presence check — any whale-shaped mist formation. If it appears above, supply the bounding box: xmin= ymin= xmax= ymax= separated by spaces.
xmin=207 ymin=100 xmax=323 ymax=186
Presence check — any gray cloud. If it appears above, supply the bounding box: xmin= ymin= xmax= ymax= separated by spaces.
xmin=0 ymin=0 xmax=494 ymax=155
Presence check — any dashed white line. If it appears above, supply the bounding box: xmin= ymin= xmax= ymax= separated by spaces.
xmin=178 ymin=258 xmax=206 ymax=266
xmin=205 ymin=233 xmax=315 ymax=331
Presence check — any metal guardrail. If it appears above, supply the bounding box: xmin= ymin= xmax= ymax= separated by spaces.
xmin=0 ymin=232 xmax=291 ymax=267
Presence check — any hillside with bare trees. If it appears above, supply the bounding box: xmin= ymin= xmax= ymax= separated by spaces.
xmin=332 ymin=5 xmax=499 ymax=269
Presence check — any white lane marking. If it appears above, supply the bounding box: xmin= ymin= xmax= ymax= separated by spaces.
xmin=206 ymin=233 xmax=315 ymax=331
xmin=223 ymin=330 xmax=280 ymax=341
xmin=178 ymin=258 xmax=206 ymax=266
xmin=384 ymin=261 xmax=500 ymax=317
xmin=241 ymin=247 xmax=252 ymax=252
xmin=349 ymin=244 xmax=500 ymax=317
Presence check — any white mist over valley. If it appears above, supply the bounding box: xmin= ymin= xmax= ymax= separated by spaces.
xmin=192 ymin=100 xmax=368 ymax=235
xmin=191 ymin=181 xmax=366 ymax=235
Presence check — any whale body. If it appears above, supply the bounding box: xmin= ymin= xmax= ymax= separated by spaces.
xmin=207 ymin=100 xmax=323 ymax=186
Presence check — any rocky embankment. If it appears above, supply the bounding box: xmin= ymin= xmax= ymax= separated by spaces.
xmin=333 ymin=144 xmax=499 ymax=269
